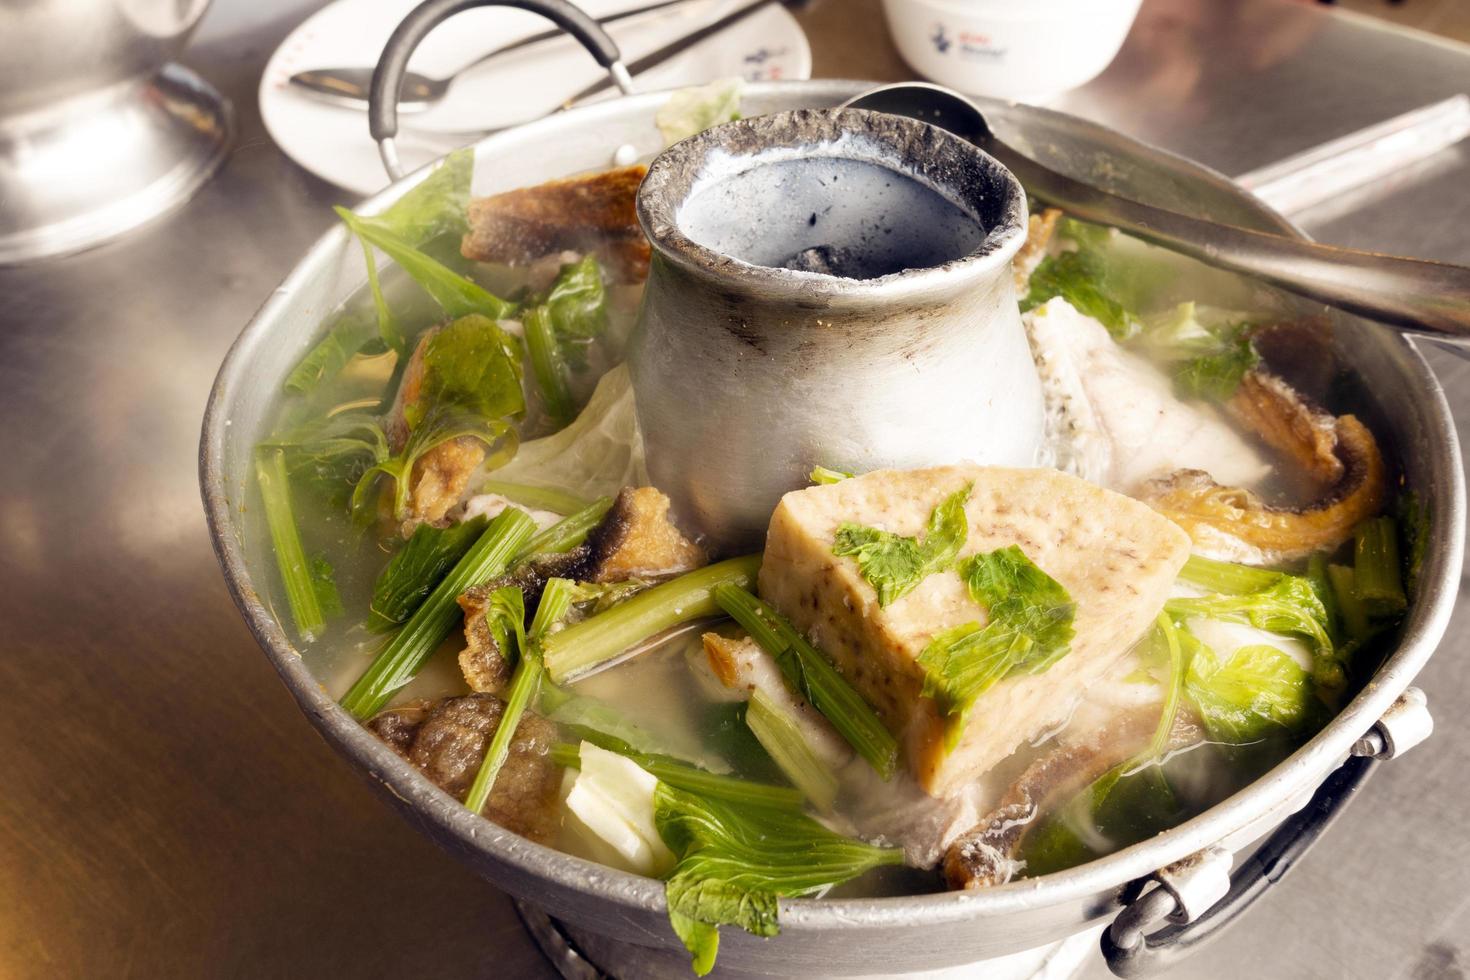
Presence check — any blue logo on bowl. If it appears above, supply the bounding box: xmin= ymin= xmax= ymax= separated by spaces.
xmin=930 ymin=23 xmax=951 ymax=54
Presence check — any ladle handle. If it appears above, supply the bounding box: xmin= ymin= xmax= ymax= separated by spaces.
xmin=996 ymin=148 xmax=1470 ymax=339
xmin=1101 ymin=754 xmax=1379 ymax=977
xmin=368 ymin=0 xmax=635 ymax=181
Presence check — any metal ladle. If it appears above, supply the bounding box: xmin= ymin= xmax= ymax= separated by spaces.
xmin=843 ymin=82 xmax=1470 ymax=339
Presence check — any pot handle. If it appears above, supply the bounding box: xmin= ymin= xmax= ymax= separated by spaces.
xmin=1102 ymin=687 xmax=1432 ymax=978
xmin=367 ymin=0 xmax=636 ymax=181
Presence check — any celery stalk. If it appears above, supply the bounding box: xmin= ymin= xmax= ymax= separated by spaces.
xmin=254 ymin=447 xmax=326 ymax=638
xmin=714 ymin=585 xmax=897 ymax=779
xmin=542 ymin=556 xmax=761 ymax=683
xmin=463 ymin=577 xmax=576 ymax=814
xmin=340 ymin=508 xmax=536 ymax=718
xmin=1354 ymin=517 xmax=1407 ymax=617
xmin=1178 ymin=554 xmax=1282 ymax=594
xmin=746 ymin=690 xmax=840 ymax=811
xmin=1328 ymin=564 xmax=1372 ymax=642
xmin=523 ymin=305 xmax=574 ymax=426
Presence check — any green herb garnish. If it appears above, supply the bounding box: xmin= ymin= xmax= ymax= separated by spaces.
xmin=1022 ymin=249 xmax=1138 ymax=340
xmin=916 ymin=545 xmax=1076 ymax=740
xmin=832 ymin=484 xmax=971 ymax=606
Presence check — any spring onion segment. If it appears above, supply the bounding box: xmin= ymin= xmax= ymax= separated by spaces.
xmin=654 ymin=782 xmax=903 ymax=976
xmin=542 ymin=555 xmax=761 ymax=683
xmin=514 ymin=496 xmax=613 ymax=559
xmin=714 ymin=585 xmax=897 ymax=779
xmin=255 ymin=447 xmax=326 ymax=638
xmin=745 ymin=690 xmax=839 ymax=811
xmin=340 ymin=508 xmax=536 ymax=718
xmin=463 ymin=578 xmax=576 ymax=815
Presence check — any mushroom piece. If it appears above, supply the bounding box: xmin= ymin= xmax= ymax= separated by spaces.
xmin=367 ymin=693 xmax=563 ymax=844
xmin=1140 ymin=366 xmax=1387 ymax=564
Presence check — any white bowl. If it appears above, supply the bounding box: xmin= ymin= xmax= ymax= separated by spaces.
xmin=881 ymin=0 xmax=1143 ymax=103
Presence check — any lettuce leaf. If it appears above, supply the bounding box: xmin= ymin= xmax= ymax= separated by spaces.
xmin=1185 ymin=641 xmax=1313 ymax=743
xmin=488 ymin=363 xmax=646 ymax=501
xmin=656 ymin=78 xmax=743 ymax=146
xmin=832 ymin=484 xmax=970 ymax=606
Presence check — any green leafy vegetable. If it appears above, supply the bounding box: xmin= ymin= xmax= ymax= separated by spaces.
xmin=367 ymin=516 xmax=488 ymax=632
xmin=917 ymin=546 xmax=1075 ymax=739
xmin=336 ymin=207 xmax=515 ymax=350
xmin=1130 ymin=302 xmax=1259 ymax=401
xmin=333 ymin=148 xmax=482 ymax=350
xmin=656 ymin=78 xmax=743 ymax=145
xmin=1021 ymin=249 xmax=1139 ymax=340
xmin=254 ymin=447 xmax=327 ymax=638
xmin=521 ymin=256 xmax=608 ymax=423
xmin=1184 ymin=640 xmax=1313 ymax=743
xmin=340 ymin=508 xmax=536 ymax=719
xmin=370 ymin=146 xmax=474 ymax=244
xmin=1171 ymin=323 xmax=1259 ymax=402
xmin=407 ymin=313 xmax=525 ymax=429
xmin=832 ymin=484 xmax=970 ymax=606
xmin=259 ymin=410 xmax=390 ymax=508
xmin=654 ymin=782 xmax=902 ymax=976
xmin=745 ymin=690 xmax=840 ymax=811
xmin=714 ymin=585 xmax=897 ymax=779
xmin=544 ymin=254 xmax=608 ymax=343
xmin=809 ymin=465 xmax=852 ymax=485
xmin=284 ymin=310 xmax=383 ymax=395
xmin=491 ymin=364 xmax=644 ymax=501
xmin=542 ymin=555 xmax=762 ymax=683
xmin=1166 ymin=574 xmax=1332 ymax=658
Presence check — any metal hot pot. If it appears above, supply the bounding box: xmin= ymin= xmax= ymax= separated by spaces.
xmin=201 ymin=14 xmax=1464 ymax=973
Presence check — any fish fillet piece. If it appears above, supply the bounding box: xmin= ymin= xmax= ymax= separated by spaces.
xmin=1024 ymin=298 xmax=1270 ymax=492
xmin=460 ymin=166 xmax=650 ymax=280
xmin=758 ymin=465 xmax=1191 ymax=799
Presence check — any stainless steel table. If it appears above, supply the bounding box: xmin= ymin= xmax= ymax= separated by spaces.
xmin=3 ymin=1 xmax=1467 ymax=977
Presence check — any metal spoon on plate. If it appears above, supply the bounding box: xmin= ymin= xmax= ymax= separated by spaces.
xmin=842 ymin=82 xmax=1470 ymax=339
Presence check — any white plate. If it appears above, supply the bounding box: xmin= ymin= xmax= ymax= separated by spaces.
xmin=260 ymin=0 xmax=811 ymax=195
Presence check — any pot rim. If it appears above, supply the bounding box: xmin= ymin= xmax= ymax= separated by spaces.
xmin=636 ymin=107 xmax=1028 ymax=305
xmin=200 ymin=78 xmax=1464 ymax=935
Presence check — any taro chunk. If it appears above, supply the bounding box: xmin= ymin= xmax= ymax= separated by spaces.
xmin=758 ymin=465 xmax=1190 ymax=799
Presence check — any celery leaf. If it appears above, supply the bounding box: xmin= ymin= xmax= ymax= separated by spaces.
xmin=832 ymin=483 xmax=970 ymax=606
